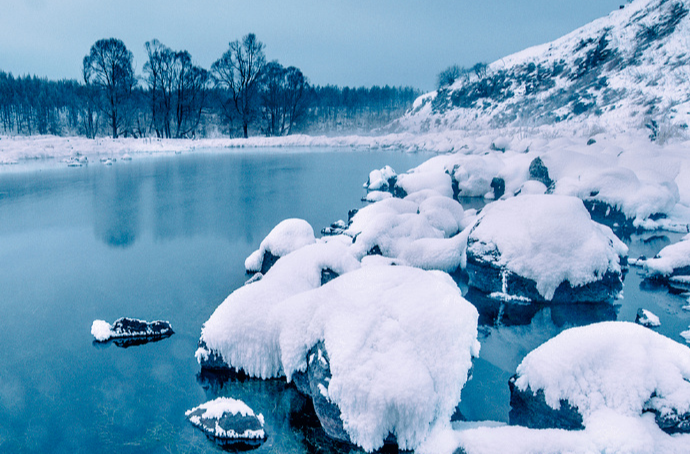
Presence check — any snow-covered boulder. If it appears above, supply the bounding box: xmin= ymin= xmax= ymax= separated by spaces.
xmin=510 ymin=322 xmax=690 ymax=434
xmin=185 ymin=397 xmax=266 ymax=447
xmin=642 ymin=234 xmax=690 ymax=279
xmin=364 ymin=165 xmax=397 ymax=192
xmin=344 ymin=193 xmax=474 ymax=272
xmin=466 ymin=195 xmax=627 ymax=302
xmin=198 ymin=240 xmax=361 ymax=376
xmin=91 ymin=317 xmax=173 ymax=346
xmin=244 ymin=218 xmax=316 ymax=274
xmin=275 ymin=265 xmax=480 ymax=452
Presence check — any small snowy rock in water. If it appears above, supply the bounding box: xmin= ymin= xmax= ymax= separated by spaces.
xmin=364 ymin=165 xmax=397 ymax=192
xmin=91 ymin=317 xmax=174 ymax=342
xmin=681 ymin=328 xmax=690 ymax=344
xmin=635 ymin=308 xmax=661 ymax=327
xmin=642 ymin=234 xmax=690 ymax=279
xmin=185 ymin=397 xmax=266 ymax=447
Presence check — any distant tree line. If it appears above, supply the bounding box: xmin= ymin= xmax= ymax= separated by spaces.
xmin=0 ymin=34 xmax=420 ymax=139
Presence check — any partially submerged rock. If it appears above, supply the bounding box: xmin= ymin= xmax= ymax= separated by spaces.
xmin=643 ymin=234 xmax=690 ymax=282
xmin=510 ymin=322 xmax=690 ymax=434
xmin=185 ymin=397 xmax=266 ymax=448
xmin=466 ymin=195 xmax=627 ymax=303
xmin=635 ymin=308 xmax=661 ymax=327
xmin=91 ymin=317 xmax=173 ymax=345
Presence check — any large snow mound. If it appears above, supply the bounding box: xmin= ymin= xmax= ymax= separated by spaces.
xmin=514 ymin=321 xmax=690 ymax=421
xmin=199 ymin=240 xmax=360 ymax=378
xmin=244 ymin=218 xmax=316 ymax=272
xmin=468 ymin=195 xmax=627 ymax=300
xmin=275 ymin=265 xmax=480 ymax=452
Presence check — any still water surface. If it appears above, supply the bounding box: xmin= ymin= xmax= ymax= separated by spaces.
xmin=0 ymin=148 xmax=688 ymax=453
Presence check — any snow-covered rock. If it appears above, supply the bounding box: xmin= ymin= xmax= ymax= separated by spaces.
xmin=275 ymin=265 xmax=480 ymax=452
xmin=466 ymin=194 xmax=628 ymax=302
xmin=198 ymin=240 xmax=361 ymax=377
xmin=343 ymin=192 xmax=474 ymax=272
xmin=91 ymin=317 xmax=174 ymax=344
xmin=510 ymin=322 xmax=690 ymax=434
xmin=244 ymin=218 xmax=316 ymax=274
xmin=635 ymin=308 xmax=661 ymax=327
xmin=643 ymin=233 xmax=690 ymax=278
xmin=185 ymin=397 xmax=266 ymax=446
xmin=364 ymin=165 xmax=397 ymax=192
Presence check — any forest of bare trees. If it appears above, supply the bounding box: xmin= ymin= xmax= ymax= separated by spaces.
xmin=0 ymin=34 xmax=420 ymax=139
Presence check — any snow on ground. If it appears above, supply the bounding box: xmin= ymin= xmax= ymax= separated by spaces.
xmin=276 ymin=265 xmax=480 ymax=452
xmin=468 ymin=195 xmax=628 ymax=300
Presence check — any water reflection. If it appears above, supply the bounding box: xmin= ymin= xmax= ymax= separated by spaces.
xmin=196 ymin=369 xmax=362 ymax=454
xmin=93 ymin=166 xmax=142 ymax=248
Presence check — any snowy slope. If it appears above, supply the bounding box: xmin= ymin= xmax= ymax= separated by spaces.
xmin=398 ymin=0 xmax=690 ymax=135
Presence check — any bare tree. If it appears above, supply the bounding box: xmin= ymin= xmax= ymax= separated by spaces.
xmin=83 ymin=38 xmax=135 ymax=138
xmin=144 ymin=40 xmax=209 ymax=138
xmin=211 ymin=33 xmax=266 ymax=138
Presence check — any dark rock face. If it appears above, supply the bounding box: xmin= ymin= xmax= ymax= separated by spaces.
xmin=490 ymin=177 xmax=505 ymax=199
xmin=465 ymin=247 xmax=623 ymax=303
xmin=528 ymin=157 xmax=554 ymax=190
xmin=582 ymin=199 xmax=633 ymax=234
xmin=110 ymin=317 xmax=174 ymax=338
xmin=305 ymin=342 xmax=351 ymax=443
xmin=260 ymin=250 xmax=280 ymax=275
xmin=508 ymin=376 xmax=584 ymax=430
xmin=197 ymin=339 xmax=232 ymax=372
xmin=509 ymin=376 xmax=690 ymax=435
xmin=320 ymin=268 xmax=339 ymax=286
xmin=651 ymin=407 xmax=690 ymax=434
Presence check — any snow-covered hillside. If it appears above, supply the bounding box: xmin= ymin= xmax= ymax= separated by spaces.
xmin=398 ymin=0 xmax=690 ymax=136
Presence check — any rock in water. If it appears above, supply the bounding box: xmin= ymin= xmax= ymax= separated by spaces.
xmin=91 ymin=317 xmax=174 ymax=345
xmin=635 ymin=308 xmax=661 ymax=327
xmin=185 ymin=397 xmax=266 ymax=448
xmin=510 ymin=322 xmax=690 ymax=434
xmin=466 ymin=195 xmax=627 ymax=303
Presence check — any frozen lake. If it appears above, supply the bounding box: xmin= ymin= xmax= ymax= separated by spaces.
xmin=0 ymin=148 xmax=689 ymax=453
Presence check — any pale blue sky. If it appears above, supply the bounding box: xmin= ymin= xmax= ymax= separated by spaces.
xmin=1 ymin=0 xmax=625 ymax=90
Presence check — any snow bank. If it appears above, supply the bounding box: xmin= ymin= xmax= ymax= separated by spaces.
xmin=468 ymin=195 xmax=627 ymax=300
xmin=643 ymin=233 xmax=690 ymax=278
xmin=199 ymin=240 xmax=360 ymax=378
xmin=275 ymin=265 xmax=480 ymax=452
xmin=244 ymin=218 xmax=316 ymax=272
xmin=514 ymin=322 xmax=690 ymax=422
